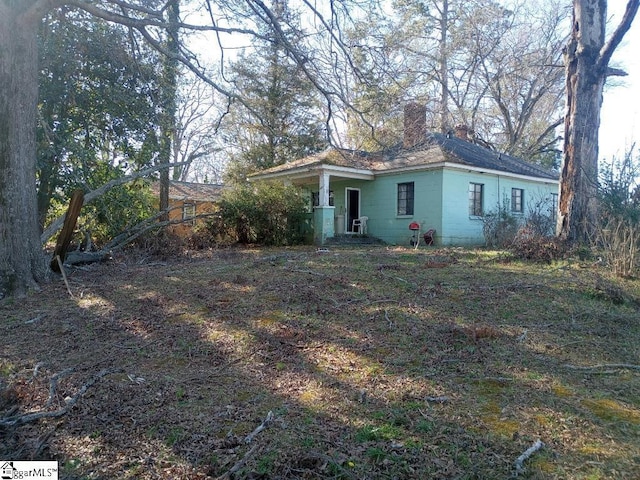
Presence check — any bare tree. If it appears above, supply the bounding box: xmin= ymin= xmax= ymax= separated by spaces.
xmin=346 ymin=0 xmax=568 ymax=162
xmin=171 ymin=76 xmax=225 ymax=182
xmin=473 ymin=0 xmax=568 ymax=164
xmin=557 ymin=0 xmax=639 ymax=243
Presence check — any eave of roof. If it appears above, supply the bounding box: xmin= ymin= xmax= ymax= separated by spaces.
xmin=248 ymin=164 xmax=374 ymax=182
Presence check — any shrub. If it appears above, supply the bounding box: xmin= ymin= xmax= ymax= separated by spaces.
xmin=596 ymin=216 xmax=640 ymax=277
xmin=213 ymin=182 xmax=308 ymax=246
xmin=185 ymin=223 xmax=219 ymax=250
xmin=134 ymin=228 xmax=185 ymax=258
xmin=525 ymin=195 xmax=556 ymax=237
xmin=484 ymin=194 xmax=563 ymax=261
xmin=482 ymin=202 xmax=520 ymax=248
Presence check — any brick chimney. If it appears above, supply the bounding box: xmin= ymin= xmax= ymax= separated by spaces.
xmin=403 ymin=103 xmax=427 ymax=148
xmin=454 ymin=124 xmax=470 ymax=141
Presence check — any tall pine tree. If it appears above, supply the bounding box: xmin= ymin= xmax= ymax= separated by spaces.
xmin=223 ymin=1 xmax=327 ymax=183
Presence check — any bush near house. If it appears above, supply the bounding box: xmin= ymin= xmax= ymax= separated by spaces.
xmin=482 ymin=202 xmax=520 ymax=249
xmin=210 ymin=182 xmax=308 ymax=246
xmin=482 ymin=196 xmax=568 ymax=263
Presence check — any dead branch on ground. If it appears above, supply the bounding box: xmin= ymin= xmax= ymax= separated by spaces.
xmin=46 ymin=367 xmax=74 ymax=407
xmin=215 ymin=411 xmax=274 ymax=480
xmin=564 ymin=363 xmax=640 ymax=372
xmin=215 ymin=444 xmax=258 ymax=480
xmin=60 ymin=208 xmax=218 ymax=268
xmin=1 ymin=368 xmax=124 ymax=427
xmin=513 ymin=439 xmax=544 ymax=476
xmin=287 ymin=268 xmax=327 ymax=277
xmin=244 ymin=410 xmax=274 ymax=444
xmin=55 ymin=256 xmax=74 ymax=298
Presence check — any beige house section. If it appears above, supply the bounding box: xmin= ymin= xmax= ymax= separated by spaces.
xmin=151 ymin=181 xmax=223 ymax=236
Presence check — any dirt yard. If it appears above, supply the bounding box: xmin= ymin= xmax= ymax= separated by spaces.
xmin=1 ymin=246 xmax=639 ymax=479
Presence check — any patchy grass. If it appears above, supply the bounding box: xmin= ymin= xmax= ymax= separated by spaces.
xmin=1 ymin=245 xmax=640 ymax=479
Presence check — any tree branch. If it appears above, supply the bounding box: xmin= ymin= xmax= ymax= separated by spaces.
xmin=0 ymin=368 xmax=123 ymax=427
xmin=513 ymin=439 xmax=544 ymax=476
xmin=132 ymin=24 xmax=257 ymax=115
xmin=597 ymin=0 xmax=640 ymax=72
xmin=102 ymin=206 xmax=199 ymax=252
xmin=244 ymin=410 xmax=273 ymax=444
xmin=564 ymin=363 xmax=640 ymax=371
xmin=606 ymin=66 xmax=629 ymax=77
xmin=65 ymin=0 xmax=261 ymax=35
xmin=40 ymin=161 xmax=188 ymax=244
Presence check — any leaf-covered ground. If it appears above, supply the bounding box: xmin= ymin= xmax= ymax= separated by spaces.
xmin=1 ymin=246 xmax=639 ymax=479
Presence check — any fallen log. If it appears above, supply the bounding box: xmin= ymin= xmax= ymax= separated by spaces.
xmin=63 ymin=250 xmax=112 ymax=266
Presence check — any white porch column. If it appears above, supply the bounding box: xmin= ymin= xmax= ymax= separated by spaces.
xmin=319 ymin=170 xmax=331 ymax=206
xmin=313 ymin=169 xmax=335 ymax=244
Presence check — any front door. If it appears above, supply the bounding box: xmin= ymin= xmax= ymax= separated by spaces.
xmin=346 ymin=188 xmax=360 ymax=233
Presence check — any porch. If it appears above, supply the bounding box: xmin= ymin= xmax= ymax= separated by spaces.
xmin=250 ymin=162 xmax=374 ymax=245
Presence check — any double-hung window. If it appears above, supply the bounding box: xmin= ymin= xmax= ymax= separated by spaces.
xmin=182 ymin=203 xmax=196 ymax=222
xmin=511 ymin=188 xmax=524 ymax=213
xmin=397 ymin=182 xmax=415 ymax=216
xmin=469 ymin=183 xmax=484 ymax=216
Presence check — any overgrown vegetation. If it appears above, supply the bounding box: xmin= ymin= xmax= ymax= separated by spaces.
xmin=1 ymin=246 xmax=639 ymax=479
xmin=482 ymin=195 xmax=565 ymax=264
xmin=479 ymin=148 xmax=640 ymax=276
xmin=56 ymin=174 xmax=156 ymax=249
xmin=594 ymin=149 xmax=640 ymax=277
xmin=482 ymin=200 xmax=521 ymax=249
xmin=209 ymin=182 xmax=309 ymax=246
xmin=510 ymin=227 xmax=567 ymax=263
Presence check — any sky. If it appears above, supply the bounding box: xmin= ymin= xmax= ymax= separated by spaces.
xmin=599 ymin=4 xmax=640 ymax=161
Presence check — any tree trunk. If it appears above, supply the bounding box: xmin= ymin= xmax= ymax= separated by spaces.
xmin=158 ymin=0 xmax=180 ymax=222
xmin=0 ymin=7 xmax=48 ymax=299
xmin=438 ymin=0 xmax=450 ymax=132
xmin=558 ymin=0 xmax=640 ymax=243
xmin=557 ymin=1 xmax=607 ymax=244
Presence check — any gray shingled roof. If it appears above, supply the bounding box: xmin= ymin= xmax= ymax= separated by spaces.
xmin=250 ymin=132 xmax=559 ymax=181
xmin=425 ymin=133 xmax=559 ymax=180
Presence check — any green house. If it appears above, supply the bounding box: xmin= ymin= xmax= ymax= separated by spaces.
xmin=249 ymin=105 xmax=559 ymax=246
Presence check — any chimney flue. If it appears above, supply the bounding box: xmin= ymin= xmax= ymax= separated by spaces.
xmin=403 ymin=103 xmax=427 ymax=148
xmin=454 ymin=124 xmax=470 ymax=141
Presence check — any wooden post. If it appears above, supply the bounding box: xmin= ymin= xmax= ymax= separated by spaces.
xmin=50 ymin=189 xmax=84 ymax=272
